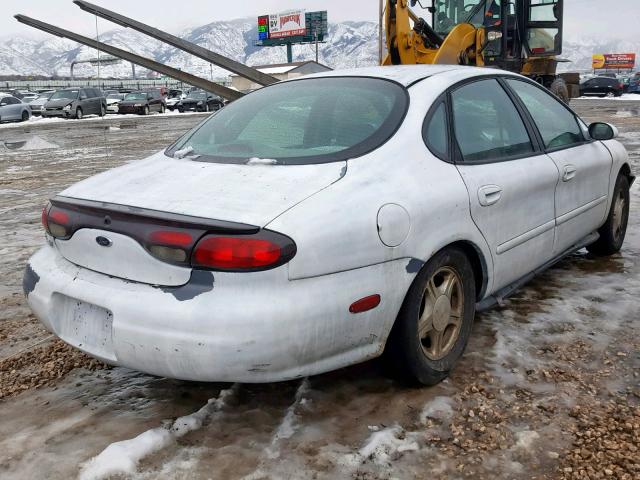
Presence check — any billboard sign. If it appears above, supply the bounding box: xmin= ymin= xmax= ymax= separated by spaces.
xmin=258 ymin=10 xmax=307 ymax=40
xmin=592 ymin=53 xmax=636 ymax=70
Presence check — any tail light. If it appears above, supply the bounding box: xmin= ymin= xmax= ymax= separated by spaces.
xmin=40 ymin=198 xmax=296 ymax=272
xmin=42 ymin=202 xmax=72 ymax=238
xmin=192 ymin=231 xmax=296 ymax=272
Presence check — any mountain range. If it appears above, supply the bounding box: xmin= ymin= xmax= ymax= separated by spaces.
xmin=0 ymin=18 xmax=636 ymax=78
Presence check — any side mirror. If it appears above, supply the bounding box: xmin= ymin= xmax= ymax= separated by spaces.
xmin=589 ymin=122 xmax=618 ymax=141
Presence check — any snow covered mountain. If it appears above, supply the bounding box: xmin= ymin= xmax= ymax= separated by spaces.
xmin=0 ymin=17 xmax=635 ymax=78
xmin=0 ymin=18 xmax=380 ymax=79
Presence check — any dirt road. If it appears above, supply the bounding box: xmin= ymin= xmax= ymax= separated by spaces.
xmin=0 ymin=103 xmax=638 ymax=480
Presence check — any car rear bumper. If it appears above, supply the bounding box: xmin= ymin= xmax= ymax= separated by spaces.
xmin=25 ymin=244 xmax=411 ymax=382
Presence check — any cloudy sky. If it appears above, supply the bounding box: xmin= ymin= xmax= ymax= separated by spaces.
xmin=1 ymin=0 xmax=637 ymax=40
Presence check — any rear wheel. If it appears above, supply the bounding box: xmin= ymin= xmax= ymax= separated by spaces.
xmin=386 ymin=247 xmax=476 ymax=385
xmin=606 ymin=91 xmax=616 ymax=98
xmin=550 ymin=77 xmax=570 ymax=103
xmin=587 ymin=175 xmax=630 ymax=256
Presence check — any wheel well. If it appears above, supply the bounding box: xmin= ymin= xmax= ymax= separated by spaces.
xmin=448 ymin=241 xmax=487 ymax=301
xmin=620 ymin=163 xmax=634 ymax=185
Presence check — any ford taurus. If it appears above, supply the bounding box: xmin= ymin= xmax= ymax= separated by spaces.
xmin=24 ymin=66 xmax=633 ymax=385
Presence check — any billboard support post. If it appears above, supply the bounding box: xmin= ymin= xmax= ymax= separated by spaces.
xmin=287 ymin=43 xmax=293 ymax=63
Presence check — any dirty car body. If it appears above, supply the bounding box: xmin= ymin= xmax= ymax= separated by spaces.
xmin=25 ymin=66 xmax=633 ymax=383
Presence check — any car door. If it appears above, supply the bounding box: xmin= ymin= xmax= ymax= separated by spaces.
xmin=450 ymin=78 xmax=559 ymax=292
xmin=1 ymin=96 xmax=21 ymax=120
xmin=505 ymin=78 xmax=613 ymax=254
xmin=581 ymin=79 xmax=596 ymax=96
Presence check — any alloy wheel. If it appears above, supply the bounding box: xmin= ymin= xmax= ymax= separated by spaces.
xmin=417 ymin=266 xmax=464 ymax=361
xmin=612 ymin=189 xmax=627 ymax=242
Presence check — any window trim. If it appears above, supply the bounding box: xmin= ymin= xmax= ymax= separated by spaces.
xmin=446 ymin=75 xmax=543 ymax=165
xmin=500 ymin=76 xmax=593 ymax=154
xmin=421 ymin=94 xmax=451 ymax=163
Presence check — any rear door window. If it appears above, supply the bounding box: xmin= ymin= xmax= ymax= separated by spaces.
xmin=505 ymin=79 xmax=584 ymax=150
xmin=451 ymin=79 xmax=534 ymax=162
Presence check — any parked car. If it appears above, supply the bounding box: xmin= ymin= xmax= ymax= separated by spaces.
xmin=106 ymin=93 xmax=125 ymax=114
xmin=166 ymin=89 xmax=186 ymax=111
xmin=41 ymin=88 xmax=107 ymax=119
xmin=117 ymin=90 xmax=166 ymax=115
xmin=627 ymin=72 xmax=640 ymax=93
xmin=0 ymin=95 xmax=31 ymax=122
xmin=178 ymin=91 xmax=223 ymax=112
xmin=579 ymin=77 xmax=624 ymax=97
xmin=28 ymin=92 xmax=55 ymax=116
xmin=21 ymin=92 xmax=39 ymax=103
xmin=25 ymin=66 xmax=633 ymax=385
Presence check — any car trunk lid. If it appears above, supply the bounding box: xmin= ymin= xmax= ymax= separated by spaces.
xmin=52 ymin=152 xmax=345 ymax=285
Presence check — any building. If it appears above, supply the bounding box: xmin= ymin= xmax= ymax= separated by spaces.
xmin=230 ymin=61 xmax=332 ymax=92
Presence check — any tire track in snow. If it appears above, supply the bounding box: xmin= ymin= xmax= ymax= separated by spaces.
xmin=241 ymin=378 xmax=311 ymax=479
xmin=78 ymin=384 xmax=239 ymax=480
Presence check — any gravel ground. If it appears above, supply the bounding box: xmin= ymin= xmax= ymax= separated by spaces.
xmin=0 ymin=101 xmax=638 ymax=480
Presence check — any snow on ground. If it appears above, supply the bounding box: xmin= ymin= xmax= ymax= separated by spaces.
xmin=577 ymin=94 xmax=640 ymax=101
xmin=0 ymin=109 xmax=209 ymax=130
xmin=79 ymin=386 xmax=238 ymax=480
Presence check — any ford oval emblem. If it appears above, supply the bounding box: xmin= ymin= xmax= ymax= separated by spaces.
xmin=96 ymin=236 xmax=112 ymax=247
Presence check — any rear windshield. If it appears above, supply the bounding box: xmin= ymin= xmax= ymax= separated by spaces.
xmin=167 ymin=77 xmax=408 ymax=165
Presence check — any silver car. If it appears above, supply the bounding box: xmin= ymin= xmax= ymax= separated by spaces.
xmin=25 ymin=66 xmax=633 ymax=385
xmin=0 ymin=95 xmax=31 ymax=122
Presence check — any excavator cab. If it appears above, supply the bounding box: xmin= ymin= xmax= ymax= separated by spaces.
xmin=430 ymin=0 xmax=563 ymax=70
xmin=384 ymin=0 xmax=572 ymax=100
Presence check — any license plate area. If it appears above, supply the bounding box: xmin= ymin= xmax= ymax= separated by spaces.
xmin=51 ymin=293 xmax=116 ymax=362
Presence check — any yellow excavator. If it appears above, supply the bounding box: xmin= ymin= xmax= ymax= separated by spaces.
xmin=382 ymin=0 xmax=577 ymax=102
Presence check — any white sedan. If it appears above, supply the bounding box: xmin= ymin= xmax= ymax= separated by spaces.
xmin=25 ymin=66 xmax=633 ymax=385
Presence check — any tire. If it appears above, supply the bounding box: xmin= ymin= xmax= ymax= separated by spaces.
xmin=606 ymin=91 xmax=615 ymax=98
xmin=205 ymin=104 xmax=210 ymax=112
xmin=99 ymin=104 xmax=106 ymax=117
xmin=550 ymin=77 xmax=570 ymax=103
xmin=385 ymin=247 xmax=476 ymax=385
xmin=143 ymin=106 xmax=149 ymax=116
xmin=587 ymin=175 xmax=630 ymax=256
xmin=75 ymin=108 xmax=83 ymax=120
xmin=21 ymin=110 xmax=29 ymax=122
xmin=160 ymin=104 xmax=166 ymax=114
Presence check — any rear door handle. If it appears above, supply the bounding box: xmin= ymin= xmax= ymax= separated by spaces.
xmin=478 ymin=185 xmax=502 ymax=206
xmin=562 ymin=165 xmax=577 ymax=182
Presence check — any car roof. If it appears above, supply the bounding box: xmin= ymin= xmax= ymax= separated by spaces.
xmin=297 ymin=65 xmax=508 ymax=86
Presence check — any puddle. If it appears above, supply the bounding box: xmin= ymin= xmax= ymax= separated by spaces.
xmin=1 ymin=135 xmax=59 ymax=151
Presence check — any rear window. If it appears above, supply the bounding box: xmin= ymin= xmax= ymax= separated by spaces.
xmin=168 ymin=77 xmax=408 ymax=165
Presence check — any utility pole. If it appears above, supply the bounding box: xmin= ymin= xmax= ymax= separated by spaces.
xmin=95 ymin=15 xmax=101 ymax=80
xmin=379 ymin=0 xmax=384 ymax=64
